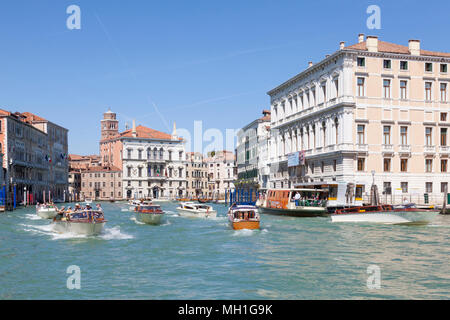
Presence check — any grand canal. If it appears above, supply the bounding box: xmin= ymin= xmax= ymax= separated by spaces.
xmin=0 ymin=201 xmax=449 ymax=299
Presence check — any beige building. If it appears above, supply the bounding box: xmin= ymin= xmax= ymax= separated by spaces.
xmin=204 ymin=151 xmax=236 ymax=199
xmin=80 ymin=165 xmax=122 ymax=201
xmin=185 ymin=152 xmax=208 ymax=198
xmin=268 ymin=34 xmax=450 ymax=206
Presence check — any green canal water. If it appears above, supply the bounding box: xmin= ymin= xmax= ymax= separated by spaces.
xmin=0 ymin=201 xmax=449 ymax=299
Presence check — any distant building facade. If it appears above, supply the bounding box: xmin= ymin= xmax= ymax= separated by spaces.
xmin=185 ymin=152 xmax=208 ymax=198
xmin=0 ymin=109 xmax=69 ymax=204
xmin=99 ymin=110 xmax=187 ymax=199
xmin=236 ymin=110 xmax=271 ymax=189
xmin=204 ymin=151 xmax=236 ymax=199
xmin=80 ymin=166 xmax=122 ymax=201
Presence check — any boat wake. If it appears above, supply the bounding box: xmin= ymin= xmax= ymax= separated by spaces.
xmin=232 ymin=229 xmax=255 ymax=237
xmin=100 ymin=226 xmax=134 ymax=240
xmin=130 ymin=216 xmax=145 ymax=225
xmin=24 ymin=214 xmax=41 ymax=221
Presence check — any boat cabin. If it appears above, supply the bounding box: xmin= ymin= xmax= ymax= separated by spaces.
xmin=263 ymin=188 xmax=328 ymax=210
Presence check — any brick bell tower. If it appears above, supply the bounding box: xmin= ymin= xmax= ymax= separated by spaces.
xmin=101 ymin=109 xmax=119 ymax=141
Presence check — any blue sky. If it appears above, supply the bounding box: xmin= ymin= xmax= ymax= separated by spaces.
xmin=1 ymin=0 xmax=449 ymax=154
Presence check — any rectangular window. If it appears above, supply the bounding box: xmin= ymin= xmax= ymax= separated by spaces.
xmin=401 ymin=182 xmax=408 ymax=193
xmin=425 ymin=63 xmax=433 ymax=72
xmin=400 ymin=126 xmax=408 ymax=145
xmin=357 ymin=158 xmax=365 ymax=171
xmin=357 ymin=57 xmax=365 ymax=67
xmin=383 ymin=126 xmax=391 ymax=144
xmin=400 ymin=61 xmax=408 ymax=70
xmin=400 ymin=159 xmax=408 ymax=172
xmin=426 ymin=182 xmax=433 ymax=193
xmin=425 ymin=127 xmax=433 ymax=146
xmin=441 ymin=128 xmax=448 ymax=146
xmin=383 ymin=182 xmax=392 ymax=195
xmin=440 ymin=64 xmax=448 ymax=73
xmin=441 ymin=113 xmax=447 ymax=122
xmin=383 ymin=79 xmax=391 ymax=98
xmin=440 ymin=83 xmax=447 ymax=102
xmin=441 ymin=159 xmax=448 ymax=173
xmin=383 ymin=59 xmax=391 ymax=69
xmin=425 ymin=82 xmax=432 ymax=101
xmin=442 ymin=182 xmax=449 ymax=193
xmin=357 ymin=77 xmax=365 ymax=97
xmin=383 ymin=158 xmax=391 ymax=172
xmin=425 ymin=159 xmax=433 ymax=172
xmin=357 ymin=125 xmax=365 ymax=144
xmin=400 ymin=80 xmax=407 ymax=99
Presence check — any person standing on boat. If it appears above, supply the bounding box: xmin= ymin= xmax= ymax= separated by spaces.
xmin=294 ymin=192 xmax=301 ymax=206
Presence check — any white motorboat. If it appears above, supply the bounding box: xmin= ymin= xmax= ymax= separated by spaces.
xmin=53 ymin=210 xmax=106 ymax=236
xmin=128 ymin=199 xmax=153 ymax=211
xmin=84 ymin=199 xmax=93 ymax=205
xmin=134 ymin=204 xmax=164 ymax=225
xmin=36 ymin=204 xmax=58 ymax=219
xmin=176 ymin=202 xmax=217 ymax=218
xmin=331 ymin=204 xmax=439 ymax=225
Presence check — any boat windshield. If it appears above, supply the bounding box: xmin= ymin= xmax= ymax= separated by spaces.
xmin=233 ymin=210 xmax=257 ymax=220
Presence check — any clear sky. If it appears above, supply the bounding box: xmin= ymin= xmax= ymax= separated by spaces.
xmin=1 ymin=0 xmax=449 ymax=155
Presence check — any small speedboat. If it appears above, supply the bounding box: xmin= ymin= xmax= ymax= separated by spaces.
xmin=53 ymin=210 xmax=107 ymax=235
xmin=128 ymin=199 xmax=152 ymax=211
xmin=228 ymin=204 xmax=260 ymax=230
xmin=176 ymin=202 xmax=217 ymax=218
xmin=331 ymin=204 xmax=439 ymax=225
xmin=36 ymin=204 xmax=58 ymax=219
xmin=134 ymin=204 xmax=164 ymax=225
xmin=84 ymin=199 xmax=93 ymax=205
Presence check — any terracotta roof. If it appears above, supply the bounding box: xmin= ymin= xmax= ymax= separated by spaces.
xmin=83 ymin=165 xmax=121 ymax=173
xmin=69 ymin=154 xmax=100 ymax=161
xmin=21 ymin=112 xmax=48 ymax=122
xmin=345 ymin=40 xmax=450 ymax=57
xmin=118 ymin=125 xmax=179 ymax=140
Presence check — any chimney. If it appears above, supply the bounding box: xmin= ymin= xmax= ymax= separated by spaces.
xmin=358 ymin=33 xmax=365 ymax=43
xmin=339 ymin=41 xmax=345 ymax=50
xmin=308 ymin=61 xmax=313 ymax=67
xmin=409 ymin=39 xmax=421 ymax=56
xmin=366 ymin=36 xmax=378 ymax=52
xmin=172 ymin=121 xmax=178 ymax=139
xmin=132 ymin=119 xmax=137 ymax=138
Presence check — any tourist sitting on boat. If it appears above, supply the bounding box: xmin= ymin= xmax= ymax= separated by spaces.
xmin=74 ymin=203 xmax=82 ymax=211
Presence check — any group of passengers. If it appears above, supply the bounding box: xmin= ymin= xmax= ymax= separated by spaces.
xmin=233 ymin=210 xmax=256 ymax=221
xmin=291 ymin=192 xmax=326 ymax=207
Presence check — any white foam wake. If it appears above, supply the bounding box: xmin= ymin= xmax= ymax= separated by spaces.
xmin=100 ymin=226 xmax=134 ymax=240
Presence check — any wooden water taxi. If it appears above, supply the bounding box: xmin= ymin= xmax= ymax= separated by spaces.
xmin=227 ymin=204 xmax=260 ymax=230
xmin=258 ymin=188 xmax=328 ymax=217
xmin=134 ymin=204 xmax=164 ymax=225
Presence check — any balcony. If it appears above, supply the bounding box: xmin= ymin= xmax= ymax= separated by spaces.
xmin=355 ymin=144 xmax=368 ymax=155
xmin=439 ymin=146 xmax=450 ymax=156
xmin=382 ymin=144 xmax=394 ymax=155
xmin=398 ymin=144 xmax=411 ymax=156
xmin=424 ymin=145 xmax=436 ymax=155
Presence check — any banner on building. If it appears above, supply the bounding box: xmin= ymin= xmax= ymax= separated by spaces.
xmin=288 ymin=151 xmax=306 ymax=167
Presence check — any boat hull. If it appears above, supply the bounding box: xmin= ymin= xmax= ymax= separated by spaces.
xmin=230 ymin=220 xmax=260 ymax=230
xmin=258 ymin=205 xmax=327 ymax=217
xmin=37 ymin=209 xmax=58 ymax=219
xmin=176 ymin=208 xmax=217 ymax=218
xmin=135 ymin=212 xmax=164 ymax=225
xmin=331 ymin=210 xmax=439 ymax=225
xmin=53 ymin=221 xmax=105 ymax=235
